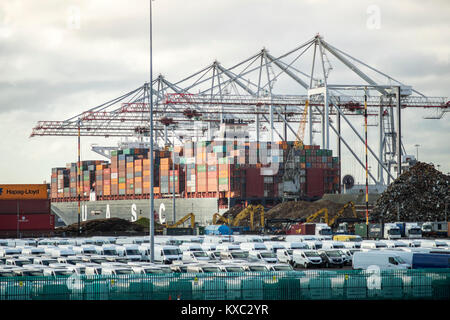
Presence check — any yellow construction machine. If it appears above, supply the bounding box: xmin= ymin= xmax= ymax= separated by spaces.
xmin=304 ymin=201 xmax=357 ymax=227
xmin=212 ymin=204 xmax=265 ymax=231
xmin=212 ymin=213 xmax=231 ymax=225
xmin=165 ymin=213 xmax=195 ymax=229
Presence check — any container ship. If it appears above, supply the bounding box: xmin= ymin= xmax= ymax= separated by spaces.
xmin=50 ymin=139 xmax=340 ymax=227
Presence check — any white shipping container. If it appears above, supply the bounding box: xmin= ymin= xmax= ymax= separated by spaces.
xmin=111 ymin=173 xmax=118 ymax=179
xmin=186 ymin=157 xmax=196 ymax=164
xmin=264 ymin=177 xmax=273 ymax=183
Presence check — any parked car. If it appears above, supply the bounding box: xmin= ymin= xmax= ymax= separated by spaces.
xmin=247 ymin=250 xmax=277 ymax=264
xmin=153 ymin=245 xmax=182 ymax=264
xmin=218 ymin=265 xmax=246 ymax=273
xmin=276 ymin=249 xmax=294 ymax=265
xmin=239 ymin=242 xmax=268 ymax=252
xmin=186 ymin=264 xmax=223 ymax=273
xmin=317 ymin=250 xmax=344 ymax=268
xmin=321 ymin=241 xmax=346 ymax=250
xmin=219 ymin=250 xmax=249 ymax=262
xmin=292 ymin=249 xmax=323 ymax=268
xmin=182 ymin=250 xmax=211 ymax=263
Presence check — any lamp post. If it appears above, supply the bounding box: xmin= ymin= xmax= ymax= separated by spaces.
xmin=149 ymin=0 xmax=155 ymax=263
xmin=414 ymin=144 xmax=420 ymax=161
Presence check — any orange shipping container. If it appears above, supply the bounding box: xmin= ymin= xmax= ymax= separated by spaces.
xmin=0 ymin=184 xmax=48 ymax=200
xmin=219 ymin=171 xmax=228 ymax=178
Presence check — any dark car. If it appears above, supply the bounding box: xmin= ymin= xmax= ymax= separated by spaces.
xmin=317 ymin=250 xmax=344 ymax=268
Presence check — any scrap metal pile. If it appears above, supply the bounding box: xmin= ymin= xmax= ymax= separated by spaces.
xmin=371 ymin=162 xmax=450 ymax=222
xmin=54 ymin=218 xmax=147 ymax=237
xmin=266 ymin=200 xmax=356 ymax=220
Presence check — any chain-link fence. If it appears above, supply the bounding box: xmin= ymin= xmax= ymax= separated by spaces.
xmin=0 ymin=269 xmax=448 ymax=300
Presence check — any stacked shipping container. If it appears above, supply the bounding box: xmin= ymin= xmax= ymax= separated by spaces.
xmin=0 ymin=184 xmax=54 ymax=234
xmin=50 ymin=141 xmax=340 ymax=202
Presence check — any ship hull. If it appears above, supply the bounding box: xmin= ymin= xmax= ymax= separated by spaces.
xmin=51 ymin=198 xmax=221 ymax=227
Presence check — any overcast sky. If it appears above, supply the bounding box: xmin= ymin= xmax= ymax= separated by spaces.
xmin=0 ymin=0 xmax=449 ymax=186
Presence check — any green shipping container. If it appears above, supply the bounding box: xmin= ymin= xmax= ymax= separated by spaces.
xmin=123 ymin=148 xmax=134 ymax=155
xmin=213 ymin=145 xmax=227 ymax=153
xmin=218 ymin=157 xmax=229 ymax=164
xmin=119 ymin=178 xmax=126 ymax=183
xmin=111 ymin=150 xmax=118 ymax=156
xmin=218 ymin=178 xmax=228 ymax=185
xmin=197 ymin=165 xmax=207 ymax=172
xmin=355 ymin=223 xmax=368 ymax=238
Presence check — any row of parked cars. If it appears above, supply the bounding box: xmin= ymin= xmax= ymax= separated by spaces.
xmin=0 ymin=235 xmax=448 ymax=277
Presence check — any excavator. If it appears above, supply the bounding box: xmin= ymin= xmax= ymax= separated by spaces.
xmin=304 ymin=201 xmax=357 ymax=227
xmin=212 ymin=213 xmax=231 ymax=225
xmin=165 ymin=213 xmax=195 ymax=229
xmin=284 ymin=201 xmax=358 ymax=234
xmin=212 ymin=204 xmax=265 ymax=231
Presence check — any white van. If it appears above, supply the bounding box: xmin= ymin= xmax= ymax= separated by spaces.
xmin=200 ymin=243 xmax=217 ymax=252
xmin=234 ymin=235 xmax=264 ymax=244
xmin=101 ymin=266 xmax=134 ymax=275
xmin=153 ymin=245 xmax=182 ymax=264
xmin=285 ymin=235 xmax=315 ymax=242
xmin=276 ymin=249 xmax=294 ymax=264
xmin=186 ymin=264 xmax=222 ymax=273
xmin=292 ymin=249 xmax=323 ymax=268
xmin=85 ymin=265 xmax=103 ymax=275
xmin=352 ymin=251 xmax=411 ymax=270
xmin=321 ymin=241 xmax=346 ymax=250
xmin=0 ymin=248 xmax=22 ymax=257
xmin=116 ymin=245 xmax=143 ymax=261
xmin=419 ymin=240 xmax=448 ymax=248
xmin=21 ymin=247 xmax=45 ymax=256
xmin=57 ymin=255 xmax=84 ymax=265
xmin=264 ymin=242 xmax=286 ymax=253
xmin=342 ymin=242 xmax=361 ymax=249
xmin=101 ymin=245 xmax=119 ymax=256
xmin=248 ymin=250 xmax=278 ymax=264
xmin=360 ymin=240 xmax=388 ymax=249
xmin=182 ymin=251 xmax=211 ymax=263
xmin=73 ymin=245 xmax=97 ymax=255
xmin=202 ymin=236 xmax=223 ymax=244
xmin=179 ymin=243 xmax=204 ymax=253
xmin=49 ymin=248 xmax=76 ymax=258
xmin=216 ymin=244 xmax=241 ymax=252
xmin=219 ymin=250 xmax=249 ymax=262
xmin=379 ymin=240 xmax=408 ymax=248
xmin=240 ymin=242 xmax=268 ymax=252
xmin=303 ymin=240 xmax=322 ymax=250
xmin=115 ymin=237 xmax=140 ymax=245
xmin=282 ymin=242 xmax=309 ymax=250
xmin=43 ymin=268 xmax=74 ymax=277
xmin=398 ymin=240 xmax=421 ymax=248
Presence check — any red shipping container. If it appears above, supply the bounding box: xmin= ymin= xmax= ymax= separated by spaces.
xmin=245 ymin=168 xmax=264 ymax=197
xmin=306 ymin=168 xmax=324 ymax=198
xmin=0 ymin=199 xmax=50 ymax=214
xmin=0 ymin=213 xmax=54 ymax=231
xmin=300 ymin=223 xmax=316 ymax=235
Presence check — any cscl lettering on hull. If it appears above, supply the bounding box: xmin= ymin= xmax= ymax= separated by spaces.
xmin=77 ymin=203 xmax=163 ymax=222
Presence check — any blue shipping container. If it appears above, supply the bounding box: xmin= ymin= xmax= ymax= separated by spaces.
xmin=204 ymin=225 xmax=233 ymax=235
